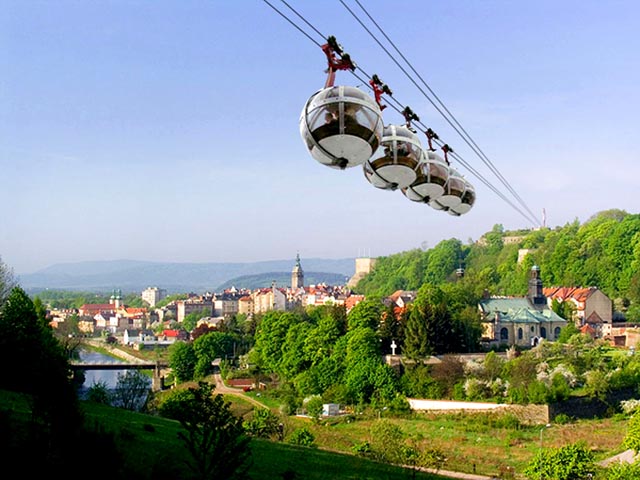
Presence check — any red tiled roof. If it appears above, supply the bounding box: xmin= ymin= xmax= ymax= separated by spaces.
xmin=227 ymin=379 xmax=253 ymax=387
xmin=126 ymin=307 xmax=147 ymax=314
xmin=80 ymin=304 xmax=116 ymax=311
xmin=543 ymin=287 xmax=597 ymax=304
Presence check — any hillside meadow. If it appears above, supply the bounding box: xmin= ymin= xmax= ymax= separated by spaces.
xmin=1 ymin=388 xmax=445 ymax=480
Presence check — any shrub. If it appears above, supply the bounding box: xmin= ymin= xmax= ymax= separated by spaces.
xmin=352 ymin=440 xmax=372 ymax=457
xmin=553 ymin=413 xmax=573 ymax=425
xmin=524 ymin=441 xmax=595 ymax=480
xmin=421 ymin=447 xmax=446 ymax=471
xmin=606 ymin=460 xmax=640 ymax=480
xmin=620 ymin=399 xmax=640 ymax=415
xmin=243 ymin=408 xmax=282 ymax=439
xmin=287 ymin=427 xmax=315 ymax=447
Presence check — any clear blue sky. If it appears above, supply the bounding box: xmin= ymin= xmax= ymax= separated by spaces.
xmin=2 ymin=0 xmax=639 ymax=274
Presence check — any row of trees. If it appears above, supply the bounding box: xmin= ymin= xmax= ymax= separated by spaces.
xmin=355 ymin=209 xmax=640 ymax=319
xmin=166 ymin=288 xmax=640 ymax=412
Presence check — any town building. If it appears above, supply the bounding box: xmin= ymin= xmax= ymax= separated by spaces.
xmin=252 ymin=282 xmax=286 ymax=314
xmin=141 ymin=286 xmax=167 ymax=307
xmin=543 ymin=286 xmax=613 ymax=338
xmin=479 ymin=265 xmax=567 ymax=347
xmin=175 ymin=297 xmax=213 ymax=323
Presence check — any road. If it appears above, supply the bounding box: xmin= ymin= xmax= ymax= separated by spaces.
xmin=213 ymin=373 xmax=270 ymax=409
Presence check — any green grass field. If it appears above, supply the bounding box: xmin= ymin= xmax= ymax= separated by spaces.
xmin=1 ymin=388 xmax=446 ymax=480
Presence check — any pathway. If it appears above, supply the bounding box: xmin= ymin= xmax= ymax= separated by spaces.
xmin=213 ymin=373 xmax=270 ymax=409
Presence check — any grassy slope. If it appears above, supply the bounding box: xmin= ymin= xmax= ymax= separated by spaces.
xmin=1 ymin=389 xmax=444 ymax=480
xmin=74 ymin=344 xmax=631 ymax=477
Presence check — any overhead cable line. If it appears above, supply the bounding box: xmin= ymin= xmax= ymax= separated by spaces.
xmin=346 ymin=69 xmax=536 ymax=221
xmin=262 ymin=0 xmax=539 ymax=225
xmin=341 ymin=0 xmax=540 ymax=227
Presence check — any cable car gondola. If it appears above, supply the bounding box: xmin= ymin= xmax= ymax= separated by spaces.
xmin=401 ymin=150 xmax=449 ymax=203
xmin=449 ymin=179 xmax=476 ymax=216
xmin=299 ymin=37 xmax=384 ymax=170
xmin=363 ymin=124 xmax=423 ymax=190
xmin=300 ymin=85 xmax=384 ymax=170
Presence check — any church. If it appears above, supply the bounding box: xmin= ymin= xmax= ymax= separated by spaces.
xmin=479 ymin=265 xmax=567 ymax=348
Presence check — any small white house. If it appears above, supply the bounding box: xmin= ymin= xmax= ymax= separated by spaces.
xmin=322 ymin=403 xmax=340 ymax=416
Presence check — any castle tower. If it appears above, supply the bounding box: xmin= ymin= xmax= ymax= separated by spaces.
xmin=291 ymin=253 xmax=304 ymax=290
xmin=347 ymin=256 xmax=377 ymax=289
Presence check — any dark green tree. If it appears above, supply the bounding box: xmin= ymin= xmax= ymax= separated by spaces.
xmin=0 ymin=285 xmax=82 ymax=474
xmin=159 ymin=381 xmax=251 ymax=479
xmin=279 ymin=321 xmax=312 ymax=378
xmin=193 ymin=331 xmax=235 ymax=379
xmin=169 ymin=340 xmax=198 ymax=383
xmin=253 ymin=311 xmax=301 ymax=372
xmin=403 ymin=284 xmax=453 ymax=359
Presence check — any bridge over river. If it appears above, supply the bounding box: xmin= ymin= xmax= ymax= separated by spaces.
xmin=70 ymin=360 xmax=170 ymax=391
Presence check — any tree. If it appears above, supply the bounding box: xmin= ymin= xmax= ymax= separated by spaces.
xmin=430 ymin=355 xmax=465 ymax=399
xmin=0 ymin=285 xmax=83 ymax=474
xmin=192 ymin=331 xmax=234 ymax=379
xmin=86 ymin=380 xmax=111 ymax=404
xmin=252 ymin=311 xmax=301 ymax=372
xmin=305 ymin=395 xmax=324 ymax=422
xmin=304 ymin=312 xmax=343 ymax=365
xmin=159 ymin=381 xmax=251 ymax=479
xmin=404 ymin=284 xmax=453 ymax=359
xmin=369 ymin=419 xmax=406 ymax=465
xmin=169 ymin=340 xmax=198 ymax=383
xmin=279 ymin=321 xmax=312 ymax=378
xmin=551 ymin=298 xmax=576 ymax=321
xmin=112 ymin=370 xmax=151 ymax=411
xmin=347 ymin=297 xmax=383 ymax=331
xmin=557 ymin=322 xmax=581 ymax=343
xmin=0 ymin=255 xmax=16 ymax=305
xmin=183 ymin=308 xmax=211 ymax=332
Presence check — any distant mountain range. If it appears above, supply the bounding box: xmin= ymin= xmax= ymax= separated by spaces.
xmin=18 ymin=258 xmax=356 ymax=294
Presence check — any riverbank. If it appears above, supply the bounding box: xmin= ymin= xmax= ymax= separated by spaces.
xmin=81 ymin=339 xmax=151 ymax=363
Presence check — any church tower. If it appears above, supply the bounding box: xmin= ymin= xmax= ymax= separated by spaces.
xmin=291 ymin=253 xmax=304 ymax=290
xmin=528 ymin=265 xmax=545 ymax=307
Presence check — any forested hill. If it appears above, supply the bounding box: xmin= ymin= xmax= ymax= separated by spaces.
xmin=354 ymin=209 xmax=640 ymax=317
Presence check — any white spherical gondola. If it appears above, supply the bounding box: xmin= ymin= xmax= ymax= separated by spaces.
xmin=300 ymin=86 xmax=383 ymax=170
xmin=449 ymin=179 xmax=476 ymax=216
xmin=401 ymin=150 xmax=449 ymax=203
xmin=363 ymin=124 xmax=423 ymax=191
xmin=436 ymin=168 xmax=465 ymax=209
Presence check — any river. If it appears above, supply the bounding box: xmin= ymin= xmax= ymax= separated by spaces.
xmin=78 ymin=348 xmax=128 ymax=389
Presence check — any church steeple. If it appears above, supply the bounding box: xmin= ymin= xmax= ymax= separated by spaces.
xmin=291 ymin=253 xmax=304 ymax=290
xmin=528 ymin=265 xmax=545 ymax=307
